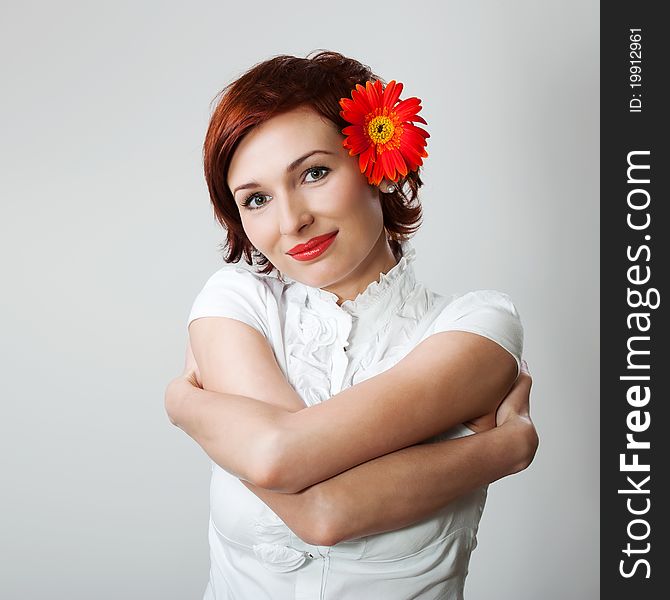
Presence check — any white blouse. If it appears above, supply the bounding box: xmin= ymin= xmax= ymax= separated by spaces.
xmin=187 ymin=239 xmax=523 ymax=600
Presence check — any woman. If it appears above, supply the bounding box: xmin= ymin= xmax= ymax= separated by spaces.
xmin=165 ymin=50 xmax=538 ymax=599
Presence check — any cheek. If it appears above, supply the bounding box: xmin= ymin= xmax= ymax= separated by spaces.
xmin=336 ymin=177 xmax=381 ymax=217
xmin=240 ymin=216 xmax=272 ymax=252
xmin=352 ymin=191 xmax=384 ymax=227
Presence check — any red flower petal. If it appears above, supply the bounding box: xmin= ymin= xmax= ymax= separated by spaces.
xmin=405 ymin=122 xmax=430 ymax=139
xmin=383 ymin=80 xmax=403 ymax=109
xmin=339 ymin=97 xmax=354 ymax=111
xmin=380 ymin=150 xmax=397 ymax=181
xmin=342 ymin=124 xmax=363 ymax=135
xmin=351 ymin=84 xmax=372 ymax=112
xmin=399 ymin=139 xmax=426 ymax=167
xmin=359 ymin=145 xmax=375 ymax=173
xmin=365 ymin=80 xmax=383 ymax=108
xmin=389 ymin=148 xmax=409 ymax=177
xmin=402 ymin=127 xmax=430 ymax=149
xmin=394 ymin=97 xmax=422 ymax=121
xmin=347 ymin=136 xmax=370 ymax=155
xmin=340 ymin=79 xmax=428 ymax=183
xmin=341 ymin=110 xmax=367 ymax=125
xmin=370 ymin=157 xmax=385 ymax=185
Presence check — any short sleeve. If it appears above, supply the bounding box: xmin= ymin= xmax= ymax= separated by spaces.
xmin=187 ymin=266 xmax=270 ymax=338
xmin=431 ymin=289 xmax=524 ymax=376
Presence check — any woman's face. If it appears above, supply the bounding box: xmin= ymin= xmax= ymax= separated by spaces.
xmin=227 ymin=106 xmax=396 ymax=300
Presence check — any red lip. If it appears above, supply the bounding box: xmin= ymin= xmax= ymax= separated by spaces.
xmin=287 ymin=231 xmax=338 ymax=255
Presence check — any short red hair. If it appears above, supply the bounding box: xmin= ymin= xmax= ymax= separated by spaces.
xmin=203 ymin=50 xmax=423 ymax=274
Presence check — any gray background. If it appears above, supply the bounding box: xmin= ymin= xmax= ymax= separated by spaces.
xmin=0 ymin=1 xmax=599 ymax=598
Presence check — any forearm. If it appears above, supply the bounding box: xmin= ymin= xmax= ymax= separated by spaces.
xmin=325 ymin=419 xmax=534 ymax=543
xmin=274 ymin=335 xmax=518 ymax=492
xmin=242 ymin=418 xmax=535 ymax=546
xmin=167 ymin=365 xmax=511 ymax=493
xmin=167 ymin=380 xmax=291 ymax=486
xmin=169 ymin=377 xmax=471 ymax=494
xmin=167 ymin=332 xmax=516 ymax=493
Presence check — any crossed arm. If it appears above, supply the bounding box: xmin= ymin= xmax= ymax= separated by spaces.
xmin=165 ymin=316 xmax=537 ymax=545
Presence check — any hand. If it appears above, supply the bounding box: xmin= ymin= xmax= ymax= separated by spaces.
xmin=464 ymin=360 xmax=534 ymax=435
xmin=464 ymin=360 xmax=531 ymax=434
xmin=495 ymin=360 xmax=538 ymax=471
xmin=496 ymin=360 xmax=532 ymax=427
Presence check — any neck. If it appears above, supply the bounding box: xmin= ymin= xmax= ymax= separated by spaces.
xmin=322 ymin=231 xmax=399 ymax=306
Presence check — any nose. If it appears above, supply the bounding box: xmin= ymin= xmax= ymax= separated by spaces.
xmin=277 ymin=192 xmax=313 ymax=236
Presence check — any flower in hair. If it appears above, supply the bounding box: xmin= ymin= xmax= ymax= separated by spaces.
xmin=339 ymin=80 xmax=429 ymax=186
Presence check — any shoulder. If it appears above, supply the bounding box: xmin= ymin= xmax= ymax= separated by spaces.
xmin=441 ymin=289 xmax=521 ymax=321
xmin=188 ymin=264 xmax=279 ymax=336
xmin=202 ymin=263 xmax=271 ymax=291
xmin=430 ymin=289 xmax=524 ymax=374
xmin=194 ymin=264 xmax=272 ymax=308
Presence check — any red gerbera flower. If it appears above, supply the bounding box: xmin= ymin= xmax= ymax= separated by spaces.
xmin=339 ymin=79 xmax=429 ymax=186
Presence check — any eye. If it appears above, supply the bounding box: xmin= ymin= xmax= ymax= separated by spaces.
xmin=241 ymin=193 xmax=270 ymax=210
xmin=240 ymin=166 xmax=330 ymax=211
xmin=304 ymin=166 xmax=330 ymax=183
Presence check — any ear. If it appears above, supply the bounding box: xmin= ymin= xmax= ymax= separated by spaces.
xmin=378 ymin=178 xmax=396 ymax=194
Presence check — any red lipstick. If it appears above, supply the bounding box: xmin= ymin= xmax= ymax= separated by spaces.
xmin=287 ymin=231 xmax=338 ymax=261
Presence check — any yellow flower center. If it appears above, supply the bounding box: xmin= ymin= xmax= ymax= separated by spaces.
xmin=367 ymin=115 xmax=395 ymax=145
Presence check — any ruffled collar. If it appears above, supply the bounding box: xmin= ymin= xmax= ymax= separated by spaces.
xmin=281 ymin=238 xmax=418 ymax=322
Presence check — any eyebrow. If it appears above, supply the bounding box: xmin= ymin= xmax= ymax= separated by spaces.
xmin=232 ymin=150 xmax=334 ymax=197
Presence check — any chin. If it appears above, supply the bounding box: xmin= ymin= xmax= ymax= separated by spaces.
xmin=284 ymin=259 xmax=341 ymax=288
xmin=292 ymin=270 xmax=330 ymax=288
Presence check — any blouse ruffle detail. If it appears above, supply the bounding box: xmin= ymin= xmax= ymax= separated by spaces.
xmin=280 ymin=239 xmax=418 ymax=406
